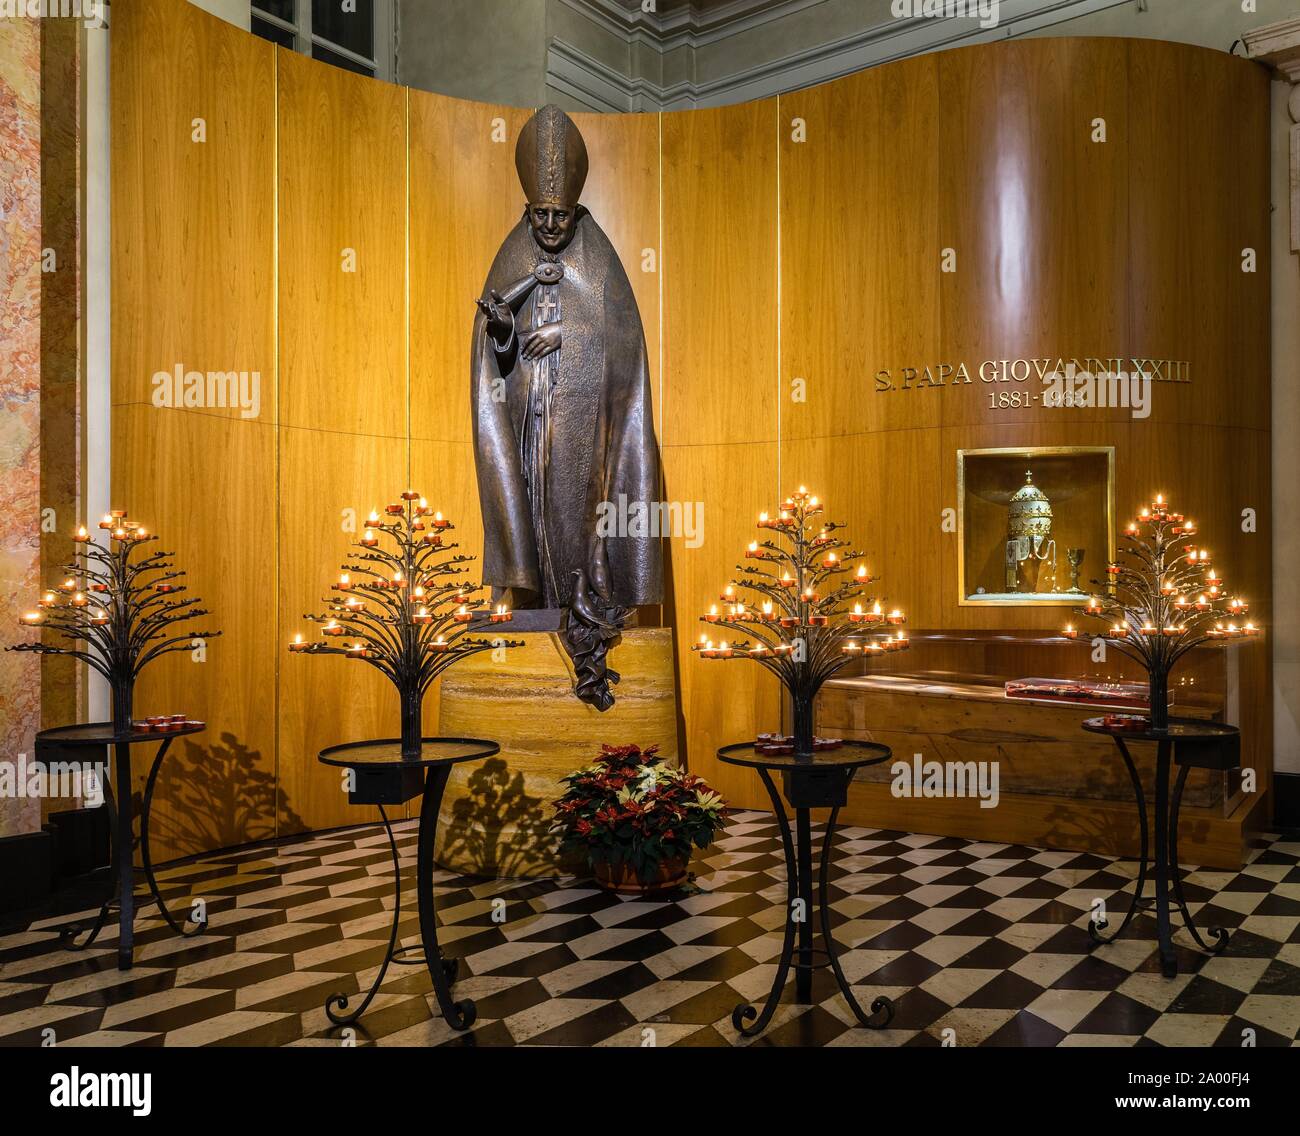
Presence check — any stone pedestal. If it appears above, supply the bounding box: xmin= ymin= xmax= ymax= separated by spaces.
xmin=433 ymin=627 xmax=679 ymax=877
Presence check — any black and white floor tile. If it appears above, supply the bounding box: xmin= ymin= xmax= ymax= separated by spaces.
xmin=2 ymin=812 xmax=1299 ymax=1047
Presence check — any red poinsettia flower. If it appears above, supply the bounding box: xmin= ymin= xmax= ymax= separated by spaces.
xmin=552 ymin=743 xmax=727 ymax=882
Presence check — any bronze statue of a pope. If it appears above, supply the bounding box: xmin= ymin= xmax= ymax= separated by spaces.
xmin=471 ymin=105 xmax=662 ymax=710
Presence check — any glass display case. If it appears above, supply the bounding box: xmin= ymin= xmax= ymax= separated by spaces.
xmin=957 ymin=447 xmax=1115 ymax=606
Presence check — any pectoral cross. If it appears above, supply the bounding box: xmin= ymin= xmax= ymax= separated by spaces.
xmin=535 ymin=287 xmax=559 ymax=324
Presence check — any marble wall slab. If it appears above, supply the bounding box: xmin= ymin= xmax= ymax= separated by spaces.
xmin=0 ymin=17 xmax=43 ymax=838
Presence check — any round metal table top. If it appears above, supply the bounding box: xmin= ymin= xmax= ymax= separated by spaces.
xmin=717 ymin=739 xmax=892 ymax=772
xmin=1081 ymin=717 xmax=1240 ymax=743
xmin=317 ymin=737 xmax=500 ymax=769
xmin=36 ymin=721 xmax=206 ymax=747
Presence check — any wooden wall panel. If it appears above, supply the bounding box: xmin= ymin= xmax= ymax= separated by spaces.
xmin=111 ymin=407 xmax=279 ymax=859
xmin=114 ymin=3 xmax=1275 ymax=853
xmin=661 ymin=444 xmax=783 ymax=807
xmin=572 ymin=110 xmax=662 ymax=433
xmin=112 ymin=0 xmax=276 ymax=418
xmin=937 ymin=39 xmax=1129 ymax=432
xmin=276 ymin=429 xmax=402 ymax=834
xmin=111 ymin=0 xmax=277 ymax=860
xmin=663 ymin=101 xmax=780 ymax=805
xmin=778 ymin=59 xmax=944 ymax=634
xmin=783 ymin=430 xmax=945 ymax=636
xmin=1124 ymin=42 xmax=1272 ymax=810
xmin=662 ymin=102 xmax=778 ymax=449
xmin=276 ymin=49 xmax=409 ymax=833
xmin=780 ymin=57 xmax=941 ymax=442
xmin=409 ymin=92 xmax=531 ymax=451
xmin=1129 ymin=41 xmax=1271 ymax=433
xmin=277 ymin=50 xmax=407 ymax=437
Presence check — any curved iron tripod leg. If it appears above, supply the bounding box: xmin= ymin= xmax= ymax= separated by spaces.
xmin=417 ymin=766 xmax=476 ymax=1030
xmin=1169 ymin=764 xmax=1230 ymax=954
xmin=732 ymin=768 xmax=799 ymax=1038
xmin=325 ymin=805 xmax=403 ymax=1026
xmin=61 ymin=760 xmax=117 ymax=954
xmin=1152 ymin=740 xmax=1177 ymax=977
xmin=140 ymin=738 xmax=205 ymax=939
xmin=1089 ymin=736 xmax=1151 ymax=946
xmin=819 ymin=784 xmax=892 ymax=1028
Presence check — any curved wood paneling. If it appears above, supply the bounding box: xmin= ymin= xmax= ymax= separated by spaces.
xmin=662 ymin=100 xmax=782 ymax=806
xmin=112 ymin=0 xmax=1273 ymax=847
xmin=779 ymin=57 xmax=944 ymax=642
xmin=111 ymin=0 xmax=276 ymax=418
xmin=111 ymin=0 xmax=277 ymax=859
xmin=276 ymin=48 xmax=409 ymax=834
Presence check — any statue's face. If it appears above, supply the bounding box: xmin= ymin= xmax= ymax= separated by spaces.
xmin=528 ymin=202 xmax=577 ymax=253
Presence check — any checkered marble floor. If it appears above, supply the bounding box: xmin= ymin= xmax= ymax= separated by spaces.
xmin=2 ymin=812 xmax=1299 ymax=1047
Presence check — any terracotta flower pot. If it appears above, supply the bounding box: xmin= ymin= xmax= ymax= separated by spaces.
xmin=592 ymin=855 xmax=689 ymax=894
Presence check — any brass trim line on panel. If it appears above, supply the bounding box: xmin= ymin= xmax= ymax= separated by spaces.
xmin=272 ymin=43 xmax=282 ymax=839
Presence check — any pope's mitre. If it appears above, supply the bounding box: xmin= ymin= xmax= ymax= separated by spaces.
xmin=515 ymin=104 xmax=589 ymax=207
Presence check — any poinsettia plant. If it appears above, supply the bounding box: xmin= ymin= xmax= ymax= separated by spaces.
xmin=552 ymin=744 xmax=728 ymax=884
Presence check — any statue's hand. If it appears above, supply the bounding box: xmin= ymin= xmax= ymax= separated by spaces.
xmin=520 ymin=323 xmax=562 ymax=361
xmin=476 ymin=289 xmax=514 ymax=347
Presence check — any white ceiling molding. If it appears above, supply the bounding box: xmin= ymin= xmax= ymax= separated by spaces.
xmin=549 ymin=39 xmax=675 ymax=111
xmin=549 ymin=0 xmax=1138 ymax=111
xmin=1243 ymin=15 xmax=1300 ymax=83
xmin=556 ymin=0 xmax=826 ymax=51
xmin=1242 ymin=16 xmax=1300 ymax=252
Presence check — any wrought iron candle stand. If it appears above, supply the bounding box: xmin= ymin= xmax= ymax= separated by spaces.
xmin=1064 ymin=492 xmax=1261 ymax=975
xmin=290 ymin=491 xmax=523 ymax=757
xmin=1064 ymin=493 xmax=1259 ymax=733
xmin=695 ymin=486 xmax=909 ymax=1036
xmin=290 ymin=490 xmax=522 ymax=1029
xmin=8 ymin=511 xmax=220 ymax=967
xmin=694 ymin=487 xmax=910 ymax=753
